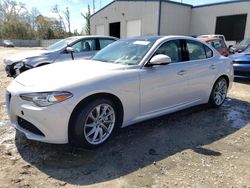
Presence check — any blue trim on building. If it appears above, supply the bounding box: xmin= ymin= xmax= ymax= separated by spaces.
xmin=90 ymin=0 xmax=192 ymax=18
xmin=162 ymin=0 xmax=192 ymax=7
xmin=193 ymin=0 xmax=250 ymax=8
xmin=90 ymin=1 xmax=115 ymax=18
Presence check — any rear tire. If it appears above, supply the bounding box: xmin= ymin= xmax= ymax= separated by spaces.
xmin=69 ymin=98 xmax=117 ymax=149
xmin=209 ymin=77 xmax=228 ymax=108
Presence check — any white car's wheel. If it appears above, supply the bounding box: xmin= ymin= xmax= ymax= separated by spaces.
xmin=209 ymin=77 xmax=228 ymax=108
xmin=70 ymin=99 xmax=117 ymax=149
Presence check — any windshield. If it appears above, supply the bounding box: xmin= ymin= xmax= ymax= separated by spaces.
xmin=46 ymin=38 xmax=77 ymax=51
xmin=92 ymin=39 xmax=155 ymax=65
xmin=243 ymin=45 xmax=250 ymax=53
xmin=239 ymin=38 xmax=250 ymax=46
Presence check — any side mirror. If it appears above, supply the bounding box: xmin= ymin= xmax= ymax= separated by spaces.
xmin=149 ymin=54 xmax=172 ymax=65
xmin=66 ymin=46 xmax=74 ymax=53
xmin=65 ymin=47 xmax=74 ymax=60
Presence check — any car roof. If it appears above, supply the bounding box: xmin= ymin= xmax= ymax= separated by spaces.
xmin=119 ymin=35 xmax=197 ymax=42
xmin=67 ymin=35 xmax=118 ymax=40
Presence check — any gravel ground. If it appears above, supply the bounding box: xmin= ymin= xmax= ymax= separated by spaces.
xmin=0 ymin=47 xmax=250 ymax=188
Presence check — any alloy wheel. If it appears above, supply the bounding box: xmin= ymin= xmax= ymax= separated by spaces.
xmin=213 ymin=79 xmax=228 ymax=106
xmin=83 ymin=104 xmax=115 ymax=145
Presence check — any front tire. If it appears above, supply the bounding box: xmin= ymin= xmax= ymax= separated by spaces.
xmin=209 ymin=77 xmax=228 ymax=108
xmin=69 ymin=99 xmax=117 ymax=149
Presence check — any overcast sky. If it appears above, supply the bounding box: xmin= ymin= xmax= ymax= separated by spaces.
xmin=19 ymin=0 xmax=235 ymax=32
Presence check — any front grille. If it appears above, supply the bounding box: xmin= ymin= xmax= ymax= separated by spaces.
xmin=5 ymin=65 xmax=15 ymax=77
xmin=5 ymin=92 xmax=11 ymax=113
xmin=17 ymin=117 xmax=45 ymax=137
xmin=233 ymin=61 xmax=250 ymax=65
xmin=234 ymin=71 xmax=250 ymax=77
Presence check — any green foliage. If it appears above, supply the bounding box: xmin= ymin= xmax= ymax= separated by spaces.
xmin=0 ymin=0 xmax=73 ymax=39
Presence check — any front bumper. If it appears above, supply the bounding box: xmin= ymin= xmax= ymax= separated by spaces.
xmin=233 ymin=63 xmax=250 ymax=78
xmin=6 ymin=81 xmax=71 ymax=144
xmin=5 ymin=64 xmax=30 ymax=77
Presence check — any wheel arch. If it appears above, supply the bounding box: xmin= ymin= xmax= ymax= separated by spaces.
xmin=68 ymin=92 xmax=124 ymax=139
xmin=36 ymin=62 xmax=50 ymax=67
xmin=208 ymin=74 xmax=230 ymax=101
xmin=216 ymin=74 xmax=229 ymax=86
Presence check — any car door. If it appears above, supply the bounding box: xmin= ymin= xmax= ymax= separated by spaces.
xmin=71 ymin=38 xmax=98 ymax=60
xmin=140 ymin=39 xmax=192 ymax=115
xmin=55 ymin=38 xmax=98 ymax=62
xmin=183 ymin=40 xmax=218 ymax=103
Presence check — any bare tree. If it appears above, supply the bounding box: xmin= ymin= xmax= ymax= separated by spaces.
xmin=52 ymin=4 xmax=66 ymax=31
xmin=64 ymin=6 xmax=71 ymax=36
xmin=81 ymin=4 xmax=91 ymax=35
xmin=30 ymin=7 xmax=40 ymax=30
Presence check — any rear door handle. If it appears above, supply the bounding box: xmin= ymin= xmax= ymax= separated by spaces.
xmin=210 ymin=65 xmax=216 ymax=70
xmin=177 ymin=70 xmax=186 ymax=76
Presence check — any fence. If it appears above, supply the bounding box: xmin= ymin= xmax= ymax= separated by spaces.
xmin=0 ymin=39 xmax=61 ymax=47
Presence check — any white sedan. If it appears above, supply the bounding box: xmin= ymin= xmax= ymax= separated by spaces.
xmin=6 ymin=36 xmax=234 ymax=149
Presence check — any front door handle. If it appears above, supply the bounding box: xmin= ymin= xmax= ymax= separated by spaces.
xmin=210 ymin=65 xmax=216 ymax=70
xmin=177 ymin=70 xmax=186 ymax=76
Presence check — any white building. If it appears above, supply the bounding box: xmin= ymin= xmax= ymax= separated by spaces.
xmin=90 ymin=0 xmax=250 ymax=42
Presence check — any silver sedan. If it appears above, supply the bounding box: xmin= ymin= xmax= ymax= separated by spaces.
xmin=4 ymin=35 xmax=117 ymax=77
xmin=6 ymin=35 xmax=233 ymax=149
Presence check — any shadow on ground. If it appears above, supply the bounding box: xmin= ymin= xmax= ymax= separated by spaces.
xmin=15 ymin=98 xmax=250 ymax=185
xmin=234 ymin=77 xmax=250 ymax=85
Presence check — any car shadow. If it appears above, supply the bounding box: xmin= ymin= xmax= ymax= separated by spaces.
xmin=15 ymin=97 xmax=250 ymax=185
xmin=234 ymin=77 xmax=250 ymax=85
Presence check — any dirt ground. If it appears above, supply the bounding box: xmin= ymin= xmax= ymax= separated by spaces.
xmin=0 ymin=47 xmax=250 ymax=188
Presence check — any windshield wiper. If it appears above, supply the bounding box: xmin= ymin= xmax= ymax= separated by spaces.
xmin=93 ymin=59 xmax=110 ymax=63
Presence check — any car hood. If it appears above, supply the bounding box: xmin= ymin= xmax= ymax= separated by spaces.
xmin=4 ymin=50 xmax=53 ymax=65
xmin=14 ymin=60 xmax=129 ymax=90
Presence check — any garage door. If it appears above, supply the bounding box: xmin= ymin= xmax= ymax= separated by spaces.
xmin=127 ymin=20 xmax=141 ymax=38
xmin=215 ymin=14 xmax=247 ymax=41
xmin=96 ymin=25 xmax=105 ymax=35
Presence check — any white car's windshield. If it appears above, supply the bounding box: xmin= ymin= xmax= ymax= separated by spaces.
xmin=239 ymin=38 xmax=250 ymax=46
xmin=92 ymin=39 xmax=156 ymax=65
xmin=46 ymin=38 xmax=77 ymax=51
xmin=243 ymin=45 xmax=250 ymax=53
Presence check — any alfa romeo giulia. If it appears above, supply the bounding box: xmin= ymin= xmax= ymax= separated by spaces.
xmin=6 ymin=36 xmax=233 ymax=149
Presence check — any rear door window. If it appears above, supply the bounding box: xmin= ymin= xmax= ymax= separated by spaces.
xmin=186 ymin=40 xmax=206 ymax=60
xmin=72 ymin=39 xmax=96 ymax=53
xmin=204 ymin=45 xmax=213 ymax=58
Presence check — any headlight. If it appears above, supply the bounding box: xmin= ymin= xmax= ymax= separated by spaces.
xmin=13 ymin=62 xmax=24 ymax=69
xmin=20 ymin=91 xmax=73 ymax=107
xmin=13 ymin=59 xmax=28 ymax=69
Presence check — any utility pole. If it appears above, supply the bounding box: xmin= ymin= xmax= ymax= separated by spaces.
xmin=93 ymin=0 xmax=96 ymax=13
